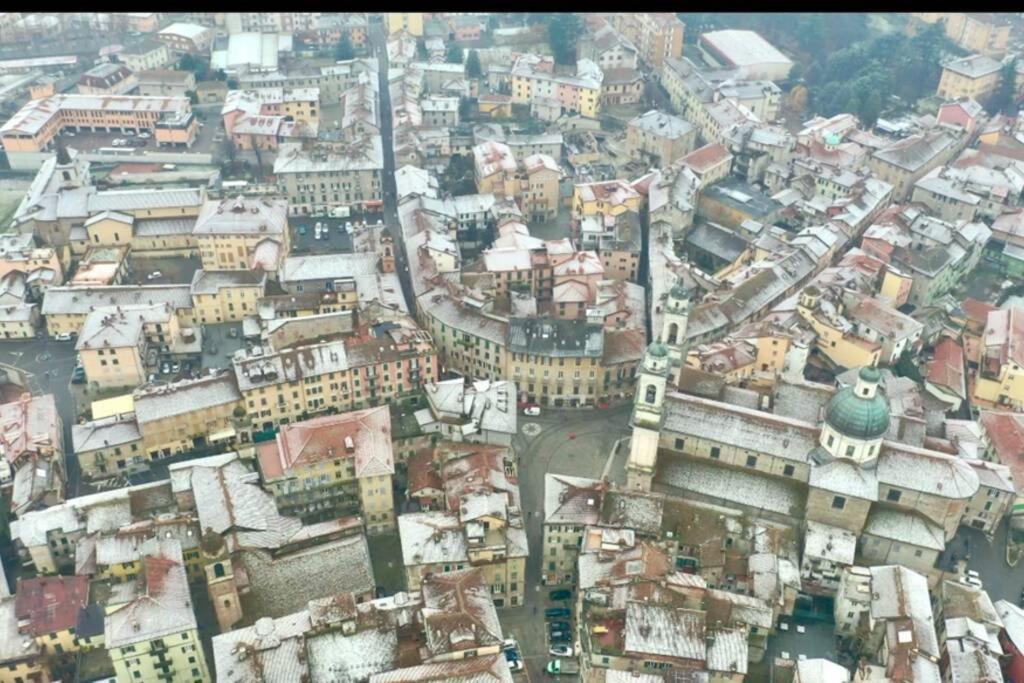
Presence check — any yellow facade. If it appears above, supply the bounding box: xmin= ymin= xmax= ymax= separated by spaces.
xmin=937 ymin=65 xmax=1001 ymax=101
xmin=358 ymin=474 xmax=397 ymax=533
xmin=974 ymin=365 xmax=1024 ymax=410
xmin=198 ymin=232 xmax=287 ymax=272
xmin=507 ymin=351 xmax=605 ymax=407
xmin=80 ymin=344 xmax=145 ymax=390
xmin=388 ymin=12 xmax=423 ymax=36
xmin=85 ymin=215 xmax=134 ymax=247
xmin=0 ymin=658 xmax=47 ymax=683
xmin=0 ymin=312 xmax=39 ymax=339
xmin=192 ymin=283 xmax=263 ymax=324
xmin=913 ymin=13 xmax=1011 ymax=55
xmin=798 ymin=301 xmax=882 ymax=370
xmin=139 ymin=400 xmax=242 ymax=458
xmin=572 ymin=184 xmax=641 ymax=219
xmin=109 ymin=628 xmax=210 ymax=683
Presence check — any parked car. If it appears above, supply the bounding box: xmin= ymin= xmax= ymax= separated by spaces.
xmin=299 ymin=226 xmax=307 ymax=235
xmin=71 ymin=366 xmax=86 ymax=384
xmin=523 ymin=406 xmax=541 ymax=416
xmin=64 ymin=130 xmax=75 ymax=137
xmin=124 ymin=130 xmax=135 ymax=136
xmin=548 ymin=621 xmax=571 ymax=632
xmin=547 ymin=660 xmax=579 ymax=676
xmin=501 ymin=638 xmax=518 ymax=652
xmin=549 ymin=645 xmax=573 ymax=657
xmin=228 ymin=327 xmax=238 ymax=339
xmin=147 ymin=270 xmax=162 ymax=280
xmin=171 ymin=362 xmax=181 ymax=373
xmin=507 ymin=659 xmax=523 ymax=673
xmin=545 ymin=608 xmax=570 ymax=619
xmin=161 ymin=362 xmax=171 ymax=375
xmin=548 ymin=589 xmax=572 ymax=601
xmin=54 ymin=332 xmax=75 ymax=342
xmin=503 ymin=649 xmax=520 ymax=662
xmin=548 ymin=630 xmax=571 ymax=642
xmin=137 ymin=132 xmax=151 ymax=139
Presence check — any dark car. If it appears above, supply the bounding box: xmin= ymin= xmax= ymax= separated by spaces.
xmin=71 ymin=366 xmax=86 ymax=384
xmin=549 ymin=589 xmax=572 ymax=601
xmin=549 ymin=631 xmax=571 ymax=643
xmin=545 ymin=608 xmax=570 ymax=619
xmin=548 ymin=621 xmax=571 ymax=632
xmin=504 ymin=649 xmax=520 ymax=663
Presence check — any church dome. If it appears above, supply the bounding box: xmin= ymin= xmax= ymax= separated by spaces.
xmin=647 ymin=342 xmax=669 ymax=358
xmin=824 ymin=367 xmax=890 ymax=440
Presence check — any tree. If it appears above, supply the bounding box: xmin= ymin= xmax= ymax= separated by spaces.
xmin=547 ymin=13 xmax=580 ymax=66
xmin=466 ymin=49 xmax=482 ymax=79
xmin=987 ymin=59 xmax=1018 ymax=116
xmin=335 ymin=33 xmax=354 ymax=61
xmin=459 ymin=97 xmax=476 ymax=122
xmin=445 ymin=44 xmax=463 ymax=64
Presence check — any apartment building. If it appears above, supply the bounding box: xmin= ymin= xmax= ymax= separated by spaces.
xmin=234 ymin=324 xmax=436 ymax=433
xmin=156 ymin=22 xmax=214 ymax=54
xmin=913 ymin=12 xmax=1012 ymax=55
xmin=13 ymin=575 xmax=91 ymax=658
xmin=1 ymin=94 xmax=198 ymax=155
xmin=78 ymin=63 xmax=138 ymax=96
xmin=75 ymin=303 xmax=197 ymax=390
xmin=256 ymin=405 xmax=396 ymax=533
xmin=221 ymin=87 xmax=320 ymax=134
xmin=136 ymin=69 xmax=197 ymax=98
xmin=868 ymin=129 xmax=963 ymax=200
xmin=507 ymin=317 xmax=611 ymax=408
xmin=133 ymin=371 xmax=244 ymax=457
xmin=606 ymin=12 xmax=684 ymax=68
xmin=0 ymin=596 xmax=47 ymax=682
xmin=41 ymin=284 xmax=194 ymax=339
xmin=938 ymin=54 xmax=1003 ymax=102
xmin=0 ymin=393 xmax=66 ymax=517
xmin=190 ymin=270 xmax=266 ymax=324
xmin=104 ymin=539 xmax=211 ymax=683
xmin=542 ymin=473 xmax=605 ymax=585
xmin=472 ymin=141 xmax=560 ymax=222
xmin=193 ymin=195 xmax=290 ymax=273
xmin=572 ymin=179 xmax=642 ymax=219
xmin=387 ymin=12 xmax=424 ymax=37
xmin=398 ymin=442 xmax=528 ymax=607
xmin=974 ymin=306 xmax=1024 ymax=410
xmin=511 ymin=53 xmax=603 ymax=118
xmin=626 ymin=109 xmax=697 ymax=167
xmin=119 ymin=40 xmax=173 ymax=72
xmin=578 ymin=23 xmax=639 ymax=71
xmin=72 ymin=413 xmax=145 ymax=481
xmin=274 ymin=138 xmax=384 ymax=216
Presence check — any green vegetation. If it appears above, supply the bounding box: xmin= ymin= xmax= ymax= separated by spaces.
xmin=988 ymin=58 xmax=1019 ymax=116
xmin=446 ymin=44 xmax=464 ymax=64
xmin=440 ymin=153 xmax=476 ymax=195
xmin=678 ymin=14 xmax=965 ymax=126
xmin=335 ymin=34 xmax=354 ymax=61
xmin=527 ymin=13 xmax=580 ymax=66
xmin=466 ymin=49 xmax=482 ymax=79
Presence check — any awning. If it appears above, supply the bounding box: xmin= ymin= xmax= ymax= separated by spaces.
xmin=364 ymin=200 xmax=384 ymax=207
xmin=210 ymin=427 xmax=237 ymax=442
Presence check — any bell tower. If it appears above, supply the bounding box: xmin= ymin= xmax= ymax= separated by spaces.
xmin=659 ymin=282 xmax=690 ymax=368
xmin=626 ymin=343 xmax=670 ymax=491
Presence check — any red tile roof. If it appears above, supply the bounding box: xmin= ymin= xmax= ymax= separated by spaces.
xmin=980 ymin=411 xmax=1024 ymax=491
xmin=14 ymin=575 xmax=90 ymax=637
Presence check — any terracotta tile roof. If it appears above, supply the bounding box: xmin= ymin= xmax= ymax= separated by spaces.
xmin=14 ymin=575 xmax=90 ymax=637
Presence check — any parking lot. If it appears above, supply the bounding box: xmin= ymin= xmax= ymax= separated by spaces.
xmin=127 ymin=254 xmax=201 ymax=286
xmin=289 ymin=214 xmax=388 ymax=254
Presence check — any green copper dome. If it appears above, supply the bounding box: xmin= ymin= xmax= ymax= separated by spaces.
xmin=648 ymin=342 xmax=669 ymax=358
xmin=669 ymin=283 xmax=689 ymax=300
xmin=824 ymin=371 xmax=890 ymax=440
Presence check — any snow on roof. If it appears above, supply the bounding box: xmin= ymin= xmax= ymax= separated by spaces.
xmin=630 ymin=110 xmax=694 ymax=140
xmin=424 ymin=378 xmax=517 ymax=438
xmin=369 ymin=653 xmax=513 ymax=683
xmin=657 ymin=456 xmax=803 ymax=517
xmin=544 ymin=473 xmax=604 ymax=525
xmin=624 ymin=601 xmax=705 ymax=660
xmin=877 ymin=443 xmax=979 ymax=499
xmin=809 ymin=459 xmax=878 ymax=501
xmin=262 ymin=405 xmax=394 ymax=480
xmin=706 ymin=627 xmax=748 ymax=674
xmin=238 ymin=534 xmax=375 ymax=618
xmin=306 ymin=627 xmax=398 ymax=682
xmin=133 ymin=371 xmax=240 ymax=424
xmin=864 ymin=508 xmax=945 ymax=551
xmin=421 ymin=568 xmax=503 ymax=657
xmin=802 ymin=520 xmax=857 ymax=565
xmin=104 ymin=539 xmax=196 ymax=648
xmin=42 ymin=284 xmax=192 ymax=317
xmin=701 ymin=30 xmax=793 ymax=68
xmin=398 ymin=511 xmax=468 ymax=566
xmin=159 ymin=22 xmax=209 ymax=40
xmin=795 ymin=659 xmax=851 ymax=683
xmin=213 ymin=609 xmax=311 ymax=683
xmin=0 ymin=596 xmax=40 ymax=663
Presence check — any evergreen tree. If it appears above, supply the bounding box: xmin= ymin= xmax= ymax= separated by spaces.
xmin=446 ymin=44 xmax=463 ymax=64
xmin=466 ymin=49 xmax=482 ymax=79
xmin=335 ymin=34 xmax=354 ymax=61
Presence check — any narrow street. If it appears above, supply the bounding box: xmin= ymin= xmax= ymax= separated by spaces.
xmin=369 ymin=20 xmax=416 ymax=314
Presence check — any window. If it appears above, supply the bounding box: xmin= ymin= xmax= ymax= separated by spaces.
xmin=745 ymin=455 xmax=757 ymax=468
xmin=827 ymin=434 xmax=834 ymax=447
xmin=645 ymin=384 xmax=657 ymax=404
xmin=675 ymin=438 xmax=685 ymax=450
xmin=710 ymin=446 xmax=720 ymax=459
xmin=832 ymin=496 xmax=846 ymax=510
xmin=886 ymin=489 xmax=901 ymax=503
xmin=845 ymin=445 xmax=855 ymax=457
xmin=783 ymin=464 xmax=795 ymax=477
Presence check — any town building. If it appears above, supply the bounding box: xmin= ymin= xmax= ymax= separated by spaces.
xmin=698 ymin=29 xmax=794 ymax=81
xmin=938 ymin=53 xmax=1003 ymax=102
xmin=542 ymin=473 xmax=605 ymax=585
xmin=605 ymin=13 xmax=684 ymax=68
xmin=136 ymin=69 xmax=197 ymax=98
xmin=256 ymin=405 xmax=396 ymax=533
xmin=193 ymin=195 xmax=290 ymax=273
xmin=274 ymin=138 xmax=384 ymax=216
xmin=417 ymin=378 xmax=517 ymax=446
xmin=156 ymin=22 xmax=214 ymax=54
xmin=118 ymin=40 xmax=173 ymax=72
xmin=78 ymin=62 xmax=138 ymax=96
xmin=511 ymin=53 xmax=603 ymax=118
xmin=973 ymin=306 xmax=1024 ymax=410
xmin=912 ymin=12 xmax=1012 ymax=56
xmin=625 ymin=110 xmax=697 ymax=167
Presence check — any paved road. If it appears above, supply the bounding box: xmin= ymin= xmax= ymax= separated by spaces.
xmin=0 ymin=338 xmax=81 ymax=497
xmin=369 ymin=20 xmax=416 ymax=315
xmin=499 ymin=404 xmax=633 ymax=681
